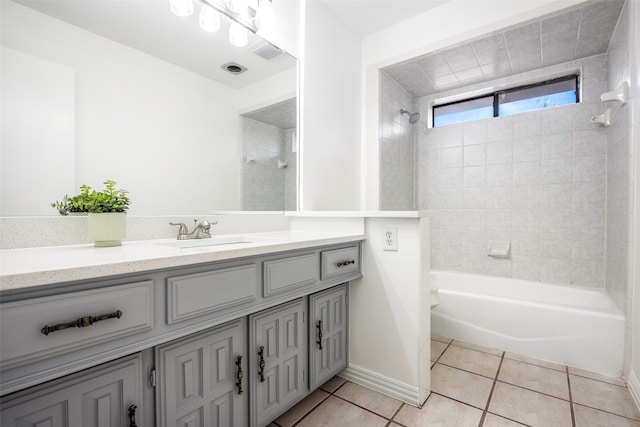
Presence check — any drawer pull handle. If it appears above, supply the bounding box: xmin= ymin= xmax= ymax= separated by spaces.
xmin=128 ymin=404 xmax=137 ymax=427
xmin=41 ymin=309 xmax=123 ymax=336
xmin=316 ymin=320 xmax=323 ymax=350
xmin=258 ymin=345 xmax=266 ymax=382
xmin=235 ymin=355 xmax=244 ymax=394
xmin=336 ymin=260 xmax=355 ymax=267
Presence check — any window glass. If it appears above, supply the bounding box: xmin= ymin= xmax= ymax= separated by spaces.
xmin=499 ymin=78 xmax=577 ymax=116
xmin=433 ymin=96 xmax=493 ymax=127
xmin=432 ymin=75 xmax=578 ymax=127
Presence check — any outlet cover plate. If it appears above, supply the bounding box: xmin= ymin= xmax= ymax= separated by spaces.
xmin=383 ymin=227 xmax=398 ymax=251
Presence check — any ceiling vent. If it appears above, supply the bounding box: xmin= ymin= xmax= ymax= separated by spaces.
xmin=250 ymin=40 xmax=282 ymax=60
xmin=221 ymin=62 xmax=248 ymax=75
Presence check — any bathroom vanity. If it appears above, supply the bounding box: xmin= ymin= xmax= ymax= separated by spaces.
xmin=0 ymin=231 xmax=363 ymax=426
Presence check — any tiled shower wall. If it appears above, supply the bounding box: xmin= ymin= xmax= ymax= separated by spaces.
xmin=416 ymin=55 xmax=609 ymax=287
xmin=242 ymin=117 xmax=296 ymax=211
xmin=605 ymin=0 xmax=633 ymax=312
xmin=379 ymin=72 xmax=415 ymax=210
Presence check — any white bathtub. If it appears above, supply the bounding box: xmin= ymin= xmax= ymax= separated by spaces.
xmin=430 ymin=271 xmax=625 ymax=377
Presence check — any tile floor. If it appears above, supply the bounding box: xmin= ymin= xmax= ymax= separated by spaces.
xmin=269 ymin=335 xmax=640 ymax=427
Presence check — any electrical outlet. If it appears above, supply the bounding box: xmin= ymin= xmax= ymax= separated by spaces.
xmin=383 ymin=227 xmax=398 ymax=251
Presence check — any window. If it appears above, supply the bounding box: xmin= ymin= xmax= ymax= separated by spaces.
xmin=433 ymin=75 xmax=579 ymax=127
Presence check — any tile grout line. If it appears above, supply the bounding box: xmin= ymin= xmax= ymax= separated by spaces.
xmin=567 ymin=366 xmax=576 ymax=427
xmin=478 ymin=350 xmax=505 ymax=427
xmin=289 ymin=380 xmax=345 ymax=427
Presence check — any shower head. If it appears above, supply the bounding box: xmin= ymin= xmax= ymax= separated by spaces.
xmin=401 ymin=109 xmax=421 ymax=124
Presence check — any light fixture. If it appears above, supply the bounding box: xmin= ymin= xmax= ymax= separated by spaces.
xmin=229 ymin=21 xmax=248 ymax=47
xmin=199 ymin=3 xmax=221 ymax=32
xmin=169 ymin=0 xmax=194 ymax=17
xmin=255 ymin=0 xmax=274 ymax=33
xmin=226 ymin=0 xmax=249 ymax=14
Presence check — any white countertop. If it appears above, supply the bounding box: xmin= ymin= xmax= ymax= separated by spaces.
xmin=0 ymin=231 xmax=365 ymax=291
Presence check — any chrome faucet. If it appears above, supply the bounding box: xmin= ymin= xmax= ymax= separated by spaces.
xmin=170 ymin=219 xmax=217 ymax=240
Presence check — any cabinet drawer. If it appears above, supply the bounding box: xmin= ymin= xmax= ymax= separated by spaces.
xmin=263 ymin=254 xmax=319 ymax=297
xmin=0 ymin=281 xmax=153 ymax=369
xmin=321 ymin=246 xmax=359 ymax=280
xmin=167 ymin=264 xmax=257 ymax=324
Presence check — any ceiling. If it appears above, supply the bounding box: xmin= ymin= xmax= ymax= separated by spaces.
xmin=14 ymin=0 xmax=295 ymax=89
xmin=244 ymin=98 xmax=297 ymax=129
xmin=319 ymin=0 xmax=449 ymax=37
xmin=382 ymin=0 xmax=624 ymax=98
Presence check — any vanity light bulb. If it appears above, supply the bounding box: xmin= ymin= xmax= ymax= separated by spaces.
xmin=199 ymin=4 xmax=221 ymax=32
xmin=255 ymin=0 xmax=275 ymax=33
xmin=169 ymin=0 xmax=194 ymax=17
xmin=229 ymin=22 xmax=248 ymax=47
xmin=226 ymin=0 xmax=248 ymax=14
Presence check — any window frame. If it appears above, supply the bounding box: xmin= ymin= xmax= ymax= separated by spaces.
xmin=432 ymin=74 xmax=580 ymax=128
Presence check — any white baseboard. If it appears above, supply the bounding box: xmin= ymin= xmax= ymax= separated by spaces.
xmin=628 ymin=369 xmax=640 ymax=412
xmin=339 ymin=365 xmax=421 ymax=406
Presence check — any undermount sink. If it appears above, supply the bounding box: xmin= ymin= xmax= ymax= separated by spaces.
xmin=156 ymin=235 xmax=281 ymax=250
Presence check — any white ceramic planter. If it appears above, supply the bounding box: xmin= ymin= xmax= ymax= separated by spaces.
xmin=87 ymin=213 xmax=127 ymax=247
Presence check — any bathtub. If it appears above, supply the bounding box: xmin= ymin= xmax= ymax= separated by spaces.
xmin=431 ymin=271 xmax=625 ymax=377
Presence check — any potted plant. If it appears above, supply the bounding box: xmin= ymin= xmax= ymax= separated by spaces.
xmin=50 ymin=185 xmax=92 ymax=215
xmin=85 ymin=180 xmax=130 ymax=247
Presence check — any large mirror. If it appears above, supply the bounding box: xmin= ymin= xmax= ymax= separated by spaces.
xmin=1 ymin=0 xmax=298 ymax=216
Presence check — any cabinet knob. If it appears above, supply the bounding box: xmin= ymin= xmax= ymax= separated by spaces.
xmin=128 ymin=404 xmax=137 ymax=427
xmin=258 ymin=346 xmax=266 ymax=382
xmin=336 ymin=260 xmax=355 ymax=267
xmin=316 ymin=320 xmax=323 ymax=350
xmin=235 ymin=355 xmax=244 ymax=394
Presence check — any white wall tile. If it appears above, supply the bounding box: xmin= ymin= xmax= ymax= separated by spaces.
xmin=486 ymin=187 xmax=512 ymax=209
xmin=443 ymin=147 xmax=463 ymax=168
xmin=486 ymin=141 xmax=513 ymax=164
xmin=542 ymin=158 xmax=573 ymax=184
xmin=464 ymin=144 xmax=487 ymax=166
xmin=513 ymin=161 xmax=541 ymax=185
xmin=513 ymin=136 xmax=542 ymax=162
xmin=542 ymin=133 xmax=573 ymax=160
xmin=486 ymin=164 xmax=513 ymax=187
xmin=463 ymin=166 xmax=486 ymax=187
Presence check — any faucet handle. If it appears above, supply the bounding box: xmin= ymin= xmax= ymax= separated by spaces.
xmin=169 ymin=222 xmax=188 ymax=239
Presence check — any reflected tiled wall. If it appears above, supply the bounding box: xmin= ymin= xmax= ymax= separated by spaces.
xmin=379 ymin=72 xmax=416 ymax=210
xmin=242 ymin=117 xmax=289 ymax=211
xmin=605 ymin=0 xmax=633 ymax=312
xmin=416 ymin=55 xmax=609 ymax=287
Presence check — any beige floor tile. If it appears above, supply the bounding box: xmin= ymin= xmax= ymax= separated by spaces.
xmin=574 ymin=403 xmax=640 ymax=426
xmin=431 ymin=363 xmax=494 ymax=409
xmin=498 ymin=358 xmax=569 ymax=400
xmin=452 ymin=340 xmax=504 ymax=357
xmin=393 ymin=393 xmax=483 ymax=426
xmin=320 ymin=376 xmax=347 ymax=393
xmin=489 ymin=381 xmax=572 ymax=426
xmin=568 ymin=366 xmax=626 ymax=387
xmin=275 ymin=389 xmax=330 ymax=427
xmin=504 ymin=352 xmax=566 ymax=372
xmin=296 ymin=396 xmax=387 ymax=427
xmin=570 ymin=375 xmax=640 ymax=420
xmin=482 ymin=413 xmax=527 ymax=426
xmin=432 ymin=334 xmax=453 ymax=343
xmin=440 ymin=345 xmax=502 ymax=378
xmin=334 ymin=381 xmax=403 ymax=418
xmin=431 ymin=339 xmax=449 ymax=361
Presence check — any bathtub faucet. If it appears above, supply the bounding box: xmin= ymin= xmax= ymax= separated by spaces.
xmin=170 ymin=219 xmax=217 ymax=240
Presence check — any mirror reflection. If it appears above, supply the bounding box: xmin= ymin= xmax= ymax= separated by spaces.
xmin=1 ymin=0 xmax=298 ymax=216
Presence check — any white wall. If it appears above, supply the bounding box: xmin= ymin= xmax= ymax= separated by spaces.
xmin=631 ymin=0 xmax=640 ymax=408
xmin=346 ymin=217 xmax=430 ymax=405
xmin=361 ymin=0 xmax=590 ymax=209
xmin=1 ymin=48 xmax=75 ymax=216
xmin=299 ymin=1 xmax=361 ymax=210
xmin=2 ymin=1 xmax=241 ymax=215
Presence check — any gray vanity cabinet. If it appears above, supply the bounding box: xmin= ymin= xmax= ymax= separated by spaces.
xmin=0 ymin=353 xmax=144 ymax=427
xmin=250 ymin=298 xmax=307 ymax=427
xmin=155 ymin=318 xmax=247 ymax=427
xmin=309 ymin=283 xmax=348 ymax=390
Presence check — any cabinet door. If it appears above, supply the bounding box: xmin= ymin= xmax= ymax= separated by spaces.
xmin=250 ymin=298 xmax=307 ymax=427
xmin=0 ymin=353 xmax=143 ymax=427
xmin=156 ymin=318 xmax=247 ymax=427
xmin=309 ymin=284 xmax=348 ymax=390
